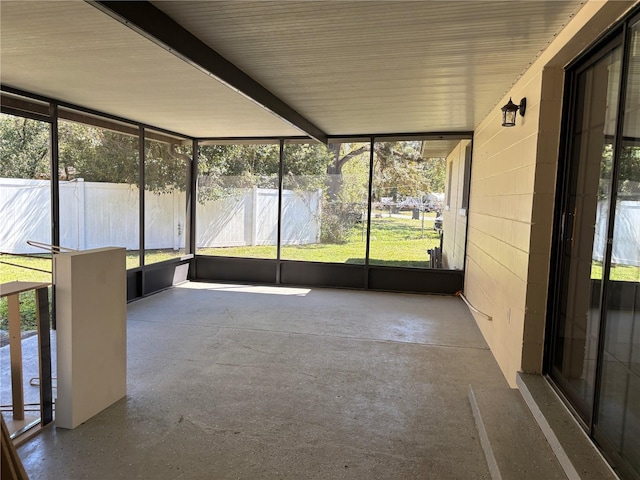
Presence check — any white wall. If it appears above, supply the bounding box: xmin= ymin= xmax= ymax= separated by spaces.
xmin=442 ymin=140 xmax=471 ymax=270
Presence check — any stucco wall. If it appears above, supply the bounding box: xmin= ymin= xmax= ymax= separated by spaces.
xmin=464 ymin=0 xmax=636 ymax=386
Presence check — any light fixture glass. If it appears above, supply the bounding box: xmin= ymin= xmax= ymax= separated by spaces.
xmin=501 ymin=97 xmax=526 ymax=127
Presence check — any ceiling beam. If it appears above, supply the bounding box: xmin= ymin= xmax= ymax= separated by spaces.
xmin=88 ymin=1 xmax=328 ymax=144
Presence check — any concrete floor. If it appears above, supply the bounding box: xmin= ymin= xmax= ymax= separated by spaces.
xmin=14 ymin=282 xmax=511 ymax=479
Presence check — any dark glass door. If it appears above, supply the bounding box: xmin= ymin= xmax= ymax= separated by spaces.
xmin=550 ymin=15 xmax=640 ymax=480
xmin=593 ymin=18 xmax=640 ymax=478
xmin=550 ymin=43 xmax=622 ymax=422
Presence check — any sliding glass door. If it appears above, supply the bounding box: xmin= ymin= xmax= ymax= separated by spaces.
xmin=550 ymin=42 xmax=622 ymax=422
xmin=594 ymin=17 xmax=640 ymax=478
xmin=549 ymin=15 xmax=639 ymax=480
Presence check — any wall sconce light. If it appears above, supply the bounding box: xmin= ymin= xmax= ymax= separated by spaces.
xmin=501 ymin=97 xmax=526 ymax=127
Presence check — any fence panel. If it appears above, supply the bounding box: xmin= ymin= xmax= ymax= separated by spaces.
xmin=2 ymin=178 xmax=322 ymax=253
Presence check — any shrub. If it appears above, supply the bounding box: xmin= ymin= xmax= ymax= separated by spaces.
xmin=320 ymin=203 xmax=363 ymax=244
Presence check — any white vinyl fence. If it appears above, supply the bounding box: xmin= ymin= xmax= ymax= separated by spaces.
xmin=196 ymin=188 xmax=321 ymax=248
xmin=593 ymin=200 xmax=640 ymax=267
xmin=1 ymin=178 xmax=321 ymax=254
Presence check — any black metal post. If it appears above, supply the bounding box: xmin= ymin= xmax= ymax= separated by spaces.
xmin=364 ymin=137 xmax=375 ymax=289
xmin=49 ymin=105 xmax=59 ymax=330
xmin=186 ymin=139 xmax=198 ymax=256
xmin=36 ymin=286 xmax=53 ymax=426
xmin=139 ymin=127 xmax=145 ymax=268
xmin=276 ymin=139 xmax=285 ymax=284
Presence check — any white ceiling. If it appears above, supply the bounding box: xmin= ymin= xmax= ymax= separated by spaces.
xmin=1 ymin=0 xmax=586 ymax=139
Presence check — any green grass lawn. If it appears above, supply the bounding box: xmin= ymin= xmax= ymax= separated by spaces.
xmin=369 ymin=213 xmax=440 ymax=267
xmin=3 ymin=213 xmax=638 ymax=329
xmin=0 ymin=254 xmax=52 ymax=330
xmin=591 ymin=262 xmax=640 ymax=282
xmin=197 ymin=212 xmax=441 ymax=267
xmin=0 ymin=251 xmax=184 ymax=330
xmin=0 ymin=251 xmax=184 ymax=281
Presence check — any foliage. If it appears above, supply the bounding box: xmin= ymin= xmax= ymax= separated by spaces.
xmin=373 ymin=141 xmax=432 ymax=201
xmin=197 ymin=143 xmax=334 ymax=203
xmin=198 ymin=144 xmax=278 ymax=203
xmin=0 ymin=114 xmax=50 ymax=179
xmin=58 ymin=121 xmax=138 ymax=184
xmin=59 ymin=122 xmax=191 ymax=193
xmin=1 ymin=114 xmax=192 ymax=193
xmin=326 ymin=141 xmax=446 ymax=198
xmin=2 ymin=112 xmax=452 ymax=205
xmin=144 ymin=139 xmax=190 ymax=194
xmin=421 ymin=155 xmax=446 ymax=193
xmin=599 ymin=143 xmax=640 ymax=200
xmin=319 ymin=154 xmax=370 ymax=243
xmin=197 ymin=141 xmax=448 ymax=244
xmin=618 ymin=144 xmax=640 ymax=200
xmin=340 ymin=154 xmax=370 ymax=206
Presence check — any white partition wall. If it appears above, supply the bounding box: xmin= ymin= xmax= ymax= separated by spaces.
xmin=54 ymin=247 xmax=127 ymax=429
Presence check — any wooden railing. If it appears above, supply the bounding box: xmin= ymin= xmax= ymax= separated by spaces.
xmin=0 ymin=281 xmax=54 ymax=442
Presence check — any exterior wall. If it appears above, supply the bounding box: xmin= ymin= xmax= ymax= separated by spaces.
xmin=442 ymin=140 xmax=470 ymax=270
xmin=464 ymin=0 xmax=637 ymax=386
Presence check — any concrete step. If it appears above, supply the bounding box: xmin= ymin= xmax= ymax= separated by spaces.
xmin=516 ymin=373 xmax=618 ymax=480
xmin=468 ymin=384 xmax=567 ymax=480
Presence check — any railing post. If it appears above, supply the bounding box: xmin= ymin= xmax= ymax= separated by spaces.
xmin=7 ymin=293 xmax=24 ymax=421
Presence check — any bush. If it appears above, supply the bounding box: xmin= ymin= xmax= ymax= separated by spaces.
xmin=320 ymin=202 xmax=363 ymax=244
xmin=320 ymin=212 xmax=350 ymax=244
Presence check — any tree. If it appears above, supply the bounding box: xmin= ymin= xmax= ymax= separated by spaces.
xmin=326 ymin=140 xmax=446 ymax=201
xmin=0 ymin=114 xmax=50 ymax=179
xmin=197 ymin=143 xmax=334 ymax=202
xmin=618 ymin=144 xmax=640 ymax=200
xmin=58 ymin=121 xmax=193 ymax=194
xmin=197 ymin=144 xmax=280 ymax=202
xmin=373 ymin=141 xmax=425 ymax=201
xmin=598 ymin=142 xmax=640 ymax=200
xmin=144 ymin=140 xmax=190 ymax=194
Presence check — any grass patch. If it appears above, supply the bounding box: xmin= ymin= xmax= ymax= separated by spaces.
xmin=591 ymin=262 xmax=640 ymax=282
xmin=369 ymin=213 xmax=440 ymax=267
xmin=0 ymin=254 xmax=53 ymax=331
xmin=0 ymin=251 xmax=179 ymax=331
xmin=0 ymin=250 xmax=186 ymax=330
xmin=198 ymin=212 xmax=441 ymax=267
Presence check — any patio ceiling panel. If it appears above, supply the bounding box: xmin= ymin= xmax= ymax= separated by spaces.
xmin=151 ymin=0 xmax=586 ymax=135
xmin=0 ymin=0 xmax=302 ymax=138
xmin=1 ymin=0 xmax=586 ymax=138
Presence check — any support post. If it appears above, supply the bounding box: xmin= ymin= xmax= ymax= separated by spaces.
xmin=36 ymin=287 xmax=53 ymax=426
